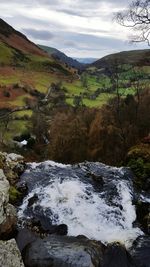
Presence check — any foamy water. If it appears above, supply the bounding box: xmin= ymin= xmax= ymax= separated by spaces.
xmin=18 ymin=161 xmax=143 ymax=248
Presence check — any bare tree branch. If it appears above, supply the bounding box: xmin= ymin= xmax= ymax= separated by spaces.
xmin=115 ymin=0 xmax=150 ymax=45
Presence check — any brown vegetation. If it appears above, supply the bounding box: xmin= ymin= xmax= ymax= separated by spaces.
xmin=29 ymin=88 xmax=150 ymax=165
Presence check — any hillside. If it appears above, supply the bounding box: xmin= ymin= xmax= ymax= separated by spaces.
xmin=38 ymin=44 xmax=84 ymax=71
xmin=0 ymin=19 xmax=78 ymax=145
xmin=0 ymin=19 xmax=77 ymax=108
xmin=93 ymin=49 xmax=150 ymax=69
xmin=0 ymin=18 xmax=75 ymax=75
xmin=0 ymin=18 xmax=48 ymax=58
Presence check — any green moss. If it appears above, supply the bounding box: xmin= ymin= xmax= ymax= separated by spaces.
xmin=9 ymin=186 xmax=22 ymax=204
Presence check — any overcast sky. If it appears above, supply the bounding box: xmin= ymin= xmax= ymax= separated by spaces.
xmin=0 ymin=0 xmax=148 ymax=58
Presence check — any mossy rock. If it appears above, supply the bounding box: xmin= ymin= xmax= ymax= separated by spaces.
xmin=9 ymin=186 xmax=22 ymax=205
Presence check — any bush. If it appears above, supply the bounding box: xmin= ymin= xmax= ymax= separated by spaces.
xmin=127 ymin=157 xmax=145 ymax=177
xmin=127 ymin=143 xmax=150 ymax=180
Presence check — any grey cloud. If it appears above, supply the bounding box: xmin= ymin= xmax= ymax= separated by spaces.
xmin=0 ymin=0 xmax=59 ymax=4
xmin=0 ymin=0 xmax=128 ymax=21
xmin=23 ymin=28 xmax=55 ymax=40
xmin=57 ymin=9 xmax=82 ymax=17
xmin=63 ymin=41 xmax=77 ymax=48
xmin=47 ymin=31 xmax=127 ymax=52
xmin=0 ymin=0 xmax=147 ymax=58
xmin=4 ymin=15 xmax=48 ymax=27
xmin=45 ymin=30 xmax=147 ymax=57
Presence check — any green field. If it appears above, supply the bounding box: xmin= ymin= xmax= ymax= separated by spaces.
xmin=0 ymin=57 xmax=150 ymax=146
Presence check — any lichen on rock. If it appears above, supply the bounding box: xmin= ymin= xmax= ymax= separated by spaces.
xmin=0 ymin=239 xmax=24 ymax=267
xmin=0 ymin=152 xmax=25 ymax=185
xmin=0 ymin=169 xmax=10 ymax=225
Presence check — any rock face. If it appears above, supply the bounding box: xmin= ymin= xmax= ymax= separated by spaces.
xmin=0 ymin=169 xmax=17 ymax=239
xmin=0 ymin=203 xmax=17 ymax=239
xmin=0 ymin=169 xmax=9 ymax=224
xmin=0 ymin=152 xmax=25 ymax=266
xmin=23 ymin=235 xmax=104 ymax=267
xmin=0 ymin=239 xmax=24 ymax=267
xmin=0 ymin=152 xmax=25 ymax=185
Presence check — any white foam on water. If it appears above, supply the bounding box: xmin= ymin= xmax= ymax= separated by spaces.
xmin=18 ymin=175 xmax=142 ymax=248
xmin=140 ymin=194 xmax=150 ymax=203
xmin=28 ymin=161 xmax=70 ymax=170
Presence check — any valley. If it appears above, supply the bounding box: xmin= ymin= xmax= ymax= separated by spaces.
xmin=0 ymin=0 xmax=150 ymax=266
xmin=0 ymin=18 xmax=150 ymax=167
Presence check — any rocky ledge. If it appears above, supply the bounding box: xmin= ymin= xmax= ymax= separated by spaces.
xmin=0 ymin=152 xmax=149 ymax=267
xmin=0 ymin=239 xmax=24 ymax=267
xmin=0 ymin=152 xmax=25 ymax=266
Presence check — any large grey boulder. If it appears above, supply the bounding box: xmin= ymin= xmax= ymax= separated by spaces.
xmin=0 ymin=169 xmax=9 ymax=225
xmin=23 ymin=235 xmax=104 ymax=267
xmin=0 ymin=239 xmax=24 ymax=267
xmin=0 ymin=169 xmax=17 ymax=239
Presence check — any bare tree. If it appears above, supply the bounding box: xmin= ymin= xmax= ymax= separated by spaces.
xmin=116 ymin=0 xmax=150 ymax=45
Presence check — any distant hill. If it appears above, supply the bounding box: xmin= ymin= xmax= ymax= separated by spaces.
xmin=92 ymin=49 xmax=150 ymax=69
xmin=74 ymin=58 xmax=98 ymax=64
xmin=38 ymin=45 xmax=84 ymax=71
xmin=0 ymin=18 xmax=77 ymax=112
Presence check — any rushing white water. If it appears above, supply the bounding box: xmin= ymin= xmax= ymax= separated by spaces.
xmin=18 ymin=161 xmax=143 ymax=248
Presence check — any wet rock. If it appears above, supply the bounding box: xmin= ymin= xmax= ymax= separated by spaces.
xmin=102 ymin=242 xmax=137 ymax=267
xmin=26 ymin=218 xmax=68 ymax=236
xmin=23 ymin=235 xmax=104 ymax=267
xmin=16 ymin=226 xmax=67 ymax=255
xmin=55 ymin=224 xmax=68 ymax=235
xmin=16 ymin=228 xmax=38 ymax=252
xmin=27 ymin=194 xmax=39 ymax=207
xmin=16 ymin=181 xmax=28 ymax=195
xmin=0 ymin=239 xmax=24 ymax=267
xmin=25 ymin=205 xmax=55 ymax=231
xmin=131 ymin=235 xmax=150 ymax=267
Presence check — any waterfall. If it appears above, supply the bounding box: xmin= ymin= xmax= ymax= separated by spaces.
xmin=18 ymin=161 xmax=143 ymax=248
